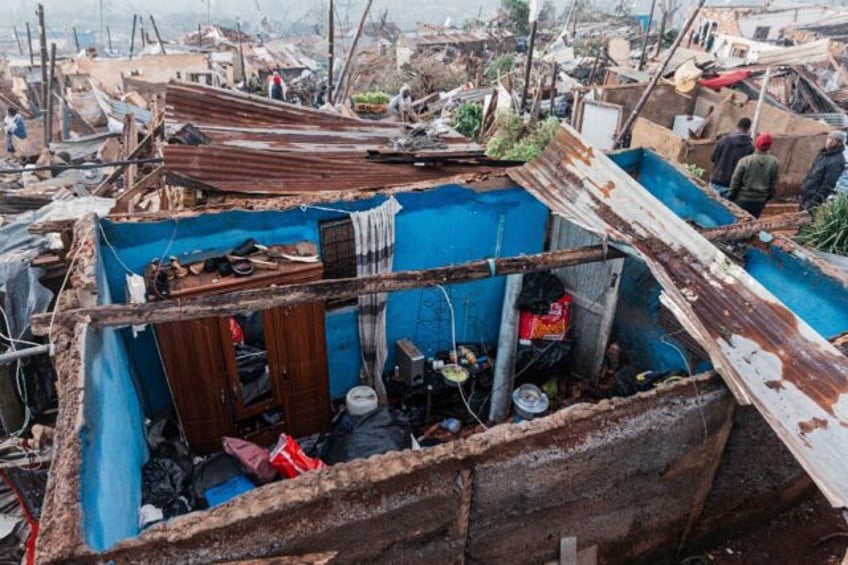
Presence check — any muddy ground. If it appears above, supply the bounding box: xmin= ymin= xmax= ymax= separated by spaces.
xmin=679 ymin=492 xmax=848 ymax=565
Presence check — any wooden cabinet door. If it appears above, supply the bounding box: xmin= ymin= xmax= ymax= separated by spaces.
xmin=156 ymin=318 xmax=235 ymax=454
xmin=265 ymin=302 xmax=331 ymax=439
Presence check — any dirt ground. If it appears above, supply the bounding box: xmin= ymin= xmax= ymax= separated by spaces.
xmin=679 ymin=492 xmax=848 ymax=565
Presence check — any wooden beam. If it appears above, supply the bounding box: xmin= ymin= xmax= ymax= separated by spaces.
xmin=115 ymin=167 xmax=163 ymax=213
xmin=93 ymin=123 xmax=160 ymax=196
xmin=31 ymin=245 xmax=626 ymax=333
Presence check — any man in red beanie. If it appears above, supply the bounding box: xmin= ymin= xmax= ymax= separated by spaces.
xmin=728 ymin=132 xmax=779 ymax=218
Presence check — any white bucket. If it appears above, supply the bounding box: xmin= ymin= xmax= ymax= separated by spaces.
xmin=345 ymin=386 xmax=379 ymax=416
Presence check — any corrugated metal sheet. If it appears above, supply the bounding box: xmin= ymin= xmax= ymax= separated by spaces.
xmin=510 ymin=123 xmax=848 ymax=508
xmin=164 ymin=144 xmax=497 ymax=194
xmin=163 ymin=83 xmax=500 ymax=195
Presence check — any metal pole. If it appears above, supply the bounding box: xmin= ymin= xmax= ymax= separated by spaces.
xmin=129 ymin=14 xmax=137 ymax=59
xmin=26 ymin=23 xmax=34 ymax=66
xmin=46 ymin=43 xmax=56 ymax=144
xmin=332 ymin=0 xmax=373 ymax=104
xmin=520 ymin=19 xmax=539 ymax=112
xmin=13 ymin=27 xmax=24 ymax=56
xmin=72 ymin=26 xmax=80 ymax=52
xmin=489 ymin=274 xmax=523 ymax=423
xmin=638 ymin=0 xmax=657 ymax=71
xmin=751 ymin=67 xmax=772 ymax=138
xmin=37 ymin=4 xmax=48 ymax=131
xmin=236 ymin=22 xmax=247 ymax=84
xmin=614 ymin=0 xmax=706 ymax=148
xmin=328 ymin=0 xmax=335 ymax=98
xmin=150 ymin=15 xmax=166 ymax=55
xmin=0 ymin=344 xmax=53 ymax=366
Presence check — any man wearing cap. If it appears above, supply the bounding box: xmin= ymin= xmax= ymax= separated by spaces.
xmin=728 ymin=132 xmax=779 ymax=218
xmin=710 ymin=117 xmax=754 ymax=198
xmin=799 ymin=130 xmax=847 ymax=211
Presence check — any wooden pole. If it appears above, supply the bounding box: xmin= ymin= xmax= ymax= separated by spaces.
xmin=332 ymin=0 xmax=373 ymax=104
xmin=13 ymin=26 xmax=24 ymax=56
xmin=236 ymin=22 xmax=247 ymax=84
xmin=549 ymin=61 xmax=558 ymax=113
xmin=150 ymin=15 xmax=166 ymax=55
xmin=638 ymin=0 xmax=657 ymax=71
xmin=328 ymin=0 xmax=335 ymax=98
xmin=72 ymin=26 xmax=80 ymax=52
xmin=129 ymin=15 xmax=137 ymax=59
xmin=139 ymin=15 xmax=146 ymax=47
xmin=26 ymin=23 xmax=34 ymax=66
xmin=32 ymin=245 xmax=626 ymax=332
xmin=198 ymin=24 xmax=202 ymax=47
xmin=654 ymin=11 xmax=667 ymax=58
xmin=107 ymin=26 xmax=113 ymax=52
xmin=751 ymin=67 xmax=772 ymax=138
xmin=37 ymin=4 xmax=48 ymax=134
xmin=614 ymin=0 xmax=705 ymax=148
xmin=520 ymin=19 xmax=539 ymax=112
xmin=46 ymin=42 xmax=56 ymax=144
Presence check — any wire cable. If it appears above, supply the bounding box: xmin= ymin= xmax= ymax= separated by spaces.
xmin=435 ymin=284 xmax=488 ymax=430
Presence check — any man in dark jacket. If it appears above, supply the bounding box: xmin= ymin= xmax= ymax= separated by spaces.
xmin=710 ymin=117 xmax=754 ymax=197
xmin=729 ymin=132 xmax=779 ymax=218
xmin=799 ymin=130 xmax=847 ymax=211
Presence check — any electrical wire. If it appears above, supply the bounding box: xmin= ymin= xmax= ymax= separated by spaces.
xmin=661 ymin=331 xmax=709 ymax=443
xmin=97 ymin=221 xmax=138 ymax=276
xmin=435 ymin=284 xmax=488 ymax=430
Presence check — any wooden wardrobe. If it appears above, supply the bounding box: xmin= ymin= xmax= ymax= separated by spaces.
xmin=154 ymin=246 xmax=331 ymax=454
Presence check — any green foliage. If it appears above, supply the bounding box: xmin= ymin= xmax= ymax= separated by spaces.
xmin=796 ymin=193 xmax=848 ymax=256
xmin=486 ymin=112 xmax=560 ymax=162
xmin=484 ymin=54 xmax=515 ymax=84
xmin=501 ymin=0 xmax=531 ymax=35
xmin=454 ymin=102 xmax=483 ymax=141
xmin=682 ymin=163 xmax=705 ymax=180
xmin=352 ymin=91 xmax=391 ymax=104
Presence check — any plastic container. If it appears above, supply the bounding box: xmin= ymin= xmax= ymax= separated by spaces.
xmin=204 ymin=474 xmax=255 ymax=507
xmin=512 ymin=384 xmax=550 ymax=422
xmin=345 ymin=385 xmax=379 ymax=416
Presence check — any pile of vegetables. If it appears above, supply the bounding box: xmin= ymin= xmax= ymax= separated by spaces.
xmin=796 ymin=193 xmax=848 ymax=256
xmin=352 ymin=92 xmax=391 ymax=105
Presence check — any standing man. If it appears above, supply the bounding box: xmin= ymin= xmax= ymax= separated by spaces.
xmin=710 ymin=117 xmax=754 ymax=198
xmin=268 ymin=71 xmax=286 ymax=102
xmin=3 ymin=107 xmax=27 ymax=161
xmin=799 ymin=130 xmax=847 ymax=211
xmin=728 ymin=132 xmax=779 ymax=218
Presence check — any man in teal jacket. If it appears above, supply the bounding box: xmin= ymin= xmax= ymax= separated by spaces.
xmin=729 ymin=132 xmax=779 ymax=218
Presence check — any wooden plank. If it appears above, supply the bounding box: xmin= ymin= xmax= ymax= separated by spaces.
xmin=114 ymin=166 xmax=163 ymax=214
xmin=31 ymin=245 xmax=626 ymax=334
xmin=559 ymin=536 xmax=577 ymax=565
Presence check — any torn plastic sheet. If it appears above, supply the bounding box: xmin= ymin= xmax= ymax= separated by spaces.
xmin=0 ymin=197 xmax=114 ymax=340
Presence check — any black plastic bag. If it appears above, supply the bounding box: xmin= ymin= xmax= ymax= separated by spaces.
xmin=321 ymin=407 xmax=412 ymax=464
xmin=517 ymin=272 xmax=566 ymax=315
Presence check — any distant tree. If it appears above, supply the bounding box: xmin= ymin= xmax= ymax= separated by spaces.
xmin=501 ymin=0 xmax=531 ymax=36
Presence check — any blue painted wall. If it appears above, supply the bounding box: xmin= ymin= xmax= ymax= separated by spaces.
xmin=745 ymin=247 xmax=848 ymax=339
xmin=97 ymin=184 xmax=548 ymax=415
xmin=610 ymin=149 xmax=737 ymax=228
xmin=608 ymin=150 xmax=732 ymax=374
xmin=80 ymin=239 xmax=148 ymax=551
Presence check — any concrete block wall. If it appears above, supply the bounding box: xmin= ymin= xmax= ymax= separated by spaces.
xmin=67 ymin=377 xmax=763 ymax=565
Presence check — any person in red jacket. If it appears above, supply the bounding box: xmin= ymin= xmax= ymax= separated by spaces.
xmin=268 ymin=71 xmax=286 ymax=101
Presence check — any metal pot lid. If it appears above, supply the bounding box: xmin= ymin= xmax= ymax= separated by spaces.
xmin=512 ymin=383 xmax=549 ymax=414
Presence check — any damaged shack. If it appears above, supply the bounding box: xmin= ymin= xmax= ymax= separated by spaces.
xmin=31 ymin=86 xmax=848 ymax=563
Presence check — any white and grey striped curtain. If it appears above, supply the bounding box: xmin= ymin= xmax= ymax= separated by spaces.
xmin=351 ymin=197 xmax=402 ymax=403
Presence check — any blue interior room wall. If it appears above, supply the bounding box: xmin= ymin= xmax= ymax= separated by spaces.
xmin=97 ymin=184 xmax=548 ymax=413
xmin=612 ymin=257 xmax=712 ymax=374
xmin=745 ymin=247 xmax=848 ymax=339
xmin=609 ymin=149 xmax=737 ymax=228
xmin=80 ymin=240 xmax=148 ymax=550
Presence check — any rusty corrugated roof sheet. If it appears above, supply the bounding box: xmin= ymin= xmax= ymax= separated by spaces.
xmin=163 ymin=83 xmax=503 ymax=195
xmin=510 ymin=123 xmax=848 ymax=508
